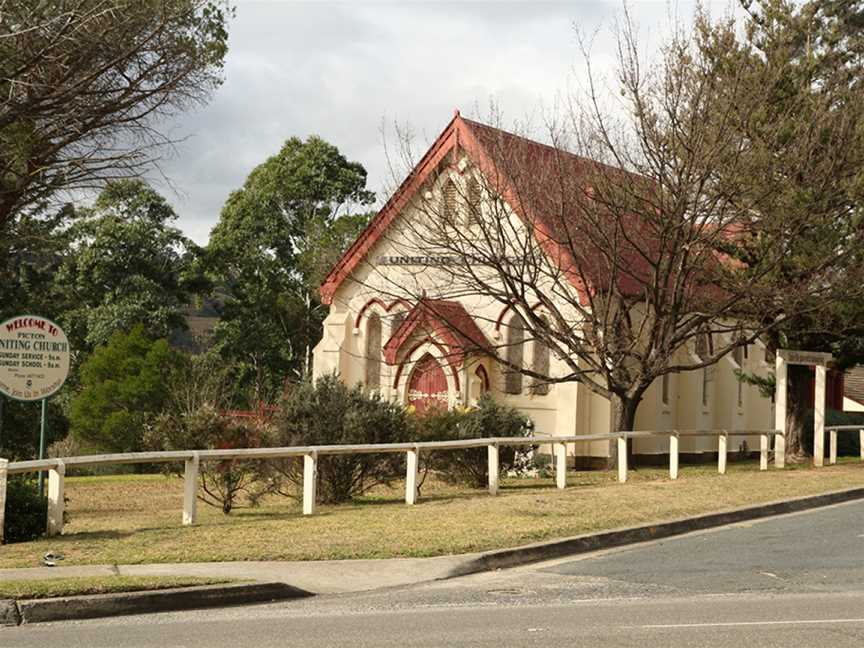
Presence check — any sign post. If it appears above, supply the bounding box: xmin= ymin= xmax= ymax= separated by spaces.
xmin=0 ymin=315 xmax=71 ymax=495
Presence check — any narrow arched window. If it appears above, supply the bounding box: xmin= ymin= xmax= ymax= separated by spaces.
xmin=504 ymin=313 xmax=525 ymax=395
xmin=530 ymin=317 xmax=550 ymax=395
xmin=475 ymin=365 xmax=490 ymax=392
xmin=365 ymin=312 xmax=382 ymax=391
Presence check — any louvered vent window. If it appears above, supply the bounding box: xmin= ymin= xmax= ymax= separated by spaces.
xmin=442 ymin=178 xmax=459 ymax=222
xmin=466 ymin=175 xmax=482 ymax=223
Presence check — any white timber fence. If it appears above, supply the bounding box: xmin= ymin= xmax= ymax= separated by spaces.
xmin=1 ymin=428 xmax=818 ymax=543
xmin=823 ymin=425 xmax=864 ymax=467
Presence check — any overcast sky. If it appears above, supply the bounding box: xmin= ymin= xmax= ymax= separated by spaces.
xmin=154 ymin=0 xmax=735 ymax=244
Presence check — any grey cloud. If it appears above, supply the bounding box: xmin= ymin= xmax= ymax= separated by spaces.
xmin=151 ymin=0 xmax=729 ymax=244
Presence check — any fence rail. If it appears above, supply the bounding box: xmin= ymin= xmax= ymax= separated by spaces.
xmin=825 ymin=425 xmax=864 ymax=466
xmin=1 ymin=427 xmax=836 ymax=543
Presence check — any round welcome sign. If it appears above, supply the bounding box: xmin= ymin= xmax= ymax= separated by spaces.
xmin=0 ymin=315 xmax=70 ymax=402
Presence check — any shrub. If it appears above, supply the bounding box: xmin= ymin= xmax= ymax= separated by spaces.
xmin=415 ymin=394 xmax=533 ymax=489
xmin=3 ymin=477 xmax=47 ymax=543
xmin=148 ymin=404 xmax=267 ymax=514
xmin=267 ymin=375 xmax=412 ymax=504
xmin=70 ymin=325 xmax=178 ymax=454
xmin=145 ymin=352 xmax=268 ymax=514
xmin=145 ymin=353 xmax=266 ymax=514
xmin=48 ymin=434 xmax=98 ymax=477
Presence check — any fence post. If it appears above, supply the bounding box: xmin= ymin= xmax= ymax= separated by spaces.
xmin=774 ymin=355 xmax=787 ymax=468
xmin=406 ymin=446 xmax=420 ymax=505
xmin=860 ymin=429 xmax=864 ymax=461
xmin=718 ymin=433 xmax=727 ymax=475
xmin=555 ymin=442 xmax=567 ymax=489
xmin=183 ymin=452 xmax=199 ymax=526
xmin=669 ymin=433 xmax=679 ymax=480
xmin=813 ymin=365 xmax=826 ymax=467
xmin=760 ymin=433 xmax=769 ymax=471
xmin=829 ymin=430 xmax=838 ymax=466
xmin=47 ymin=460 xmax=65 ymax=536
xmin=617 ymin=435 xmax=628 ymax=483
xmin=487 ymin=443 xmax=499 ymax=496
xmin=773 ymin=430 xmax=784 ymax=469
xmin=303 ymin=451 xmax=318 ymax=515
xmin=0 ymin=458 xmax=7 ymax=544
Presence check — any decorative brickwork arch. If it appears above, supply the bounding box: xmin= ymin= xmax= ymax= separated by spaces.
xmin=393 ymin=339 xmax=460 ymax=409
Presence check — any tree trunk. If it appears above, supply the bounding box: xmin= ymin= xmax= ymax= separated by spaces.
xmin=608 ymin=393 xmax=640 ymax=470
xmin=785 ymin=363 xmax=813 ymax=462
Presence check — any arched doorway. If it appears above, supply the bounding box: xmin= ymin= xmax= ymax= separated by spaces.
xmin=407 ymin=354 xmax=449 ymax=415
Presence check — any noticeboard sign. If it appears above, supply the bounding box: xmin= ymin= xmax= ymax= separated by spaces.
xmin=0 ymin=315 xmax=71 ymax=402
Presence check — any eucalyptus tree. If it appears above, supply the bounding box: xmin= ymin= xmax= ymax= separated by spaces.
xmin=56 ymin=179 xmax=201 ymax=350
xmin=697 ymin=0 xmax=864 ymax=460
xmin=208 ymin=136 xmax=374 ymax=401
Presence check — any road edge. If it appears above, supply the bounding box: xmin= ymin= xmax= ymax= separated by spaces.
xmin=2 ymin=581 xmax=313 ymax=626
xmin=447 ymin=486 xmax=864 ymax=577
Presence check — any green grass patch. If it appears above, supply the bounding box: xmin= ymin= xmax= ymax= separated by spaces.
xmin=1 ymin=460 xmax=862 ymax=568
xmin=0 ymin=575 xmax=234 ymax=600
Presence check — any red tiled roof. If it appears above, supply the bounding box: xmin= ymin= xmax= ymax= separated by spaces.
xmin=383 ymin=299 xmax=491 ymax=366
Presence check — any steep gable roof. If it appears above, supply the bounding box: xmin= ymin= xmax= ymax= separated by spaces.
xmin=319 ymin=112 xmax=658 ymax=305
xmin=383 ymin=298 xmax=491 ymax=366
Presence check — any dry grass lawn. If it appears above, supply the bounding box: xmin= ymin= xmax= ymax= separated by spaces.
xmin=0 ymin=575 xmax=233 ymax=600
xmin=2 ymin=459 xmax=863 ymax=569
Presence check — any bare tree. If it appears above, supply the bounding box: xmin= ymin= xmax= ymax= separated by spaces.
xmin=338 ymin=9 xmax=864 ymax=464
xmin=0 ymin=0 xmax=231 ymax=225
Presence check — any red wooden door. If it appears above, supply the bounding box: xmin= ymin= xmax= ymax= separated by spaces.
xmin=407 ymin=354 xmax=449 ymax=415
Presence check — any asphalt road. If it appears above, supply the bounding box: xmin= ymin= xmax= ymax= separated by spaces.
xmin=4 ymin=499 xmax=864 ymax=647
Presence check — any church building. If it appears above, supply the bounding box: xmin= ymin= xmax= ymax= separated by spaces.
xmin=313 ymin=112 xmax=777 ymax=465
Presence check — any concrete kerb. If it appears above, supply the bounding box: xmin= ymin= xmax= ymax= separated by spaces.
xmin=445 ymin=485 xmax=864 ymax=578
xmin=1 ymin=582 xmax=313 ymax=626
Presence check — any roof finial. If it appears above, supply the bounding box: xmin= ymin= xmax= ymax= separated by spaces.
xmin=454 ymin=108 xmax=460 ymax=118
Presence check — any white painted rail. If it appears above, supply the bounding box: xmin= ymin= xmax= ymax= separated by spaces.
xmin=0 ymin=429 xmax=784 ymax=542
xmin=824 ymin=425 xmax=864 ymax=465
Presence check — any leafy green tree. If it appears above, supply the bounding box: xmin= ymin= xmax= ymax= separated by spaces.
xmin=0 ymin=0 xmax=230 ymax=225
xmin=0 ymin=205 xmax=75 ymax=458
xmin=56 ymin=179 xmax=204 ymax=350
xmin=208 ymin=136 xmax=374 ymax=401
xmin=70 ymin=325 xmax=178 ymax=453
xmin=698 ymin=0 xmax=864 ymax=459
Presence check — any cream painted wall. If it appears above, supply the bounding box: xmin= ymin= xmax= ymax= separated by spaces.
xmin=313 ymin=159 xmax=778 ymax=460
